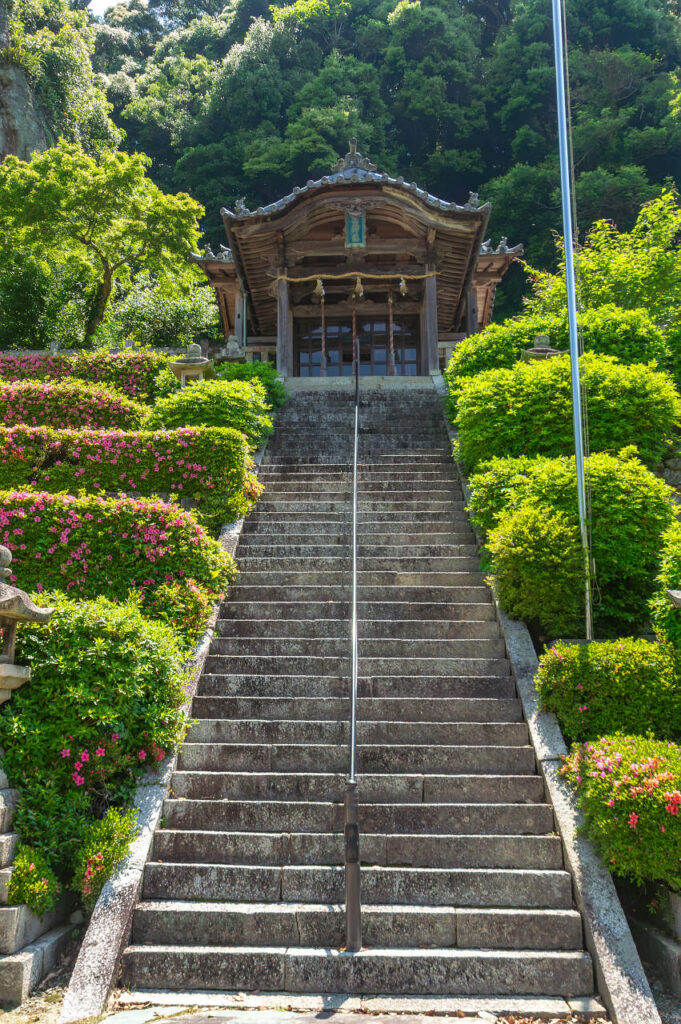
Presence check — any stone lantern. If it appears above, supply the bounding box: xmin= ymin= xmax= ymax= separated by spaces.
xmin=521 ymin=334 xmax=564 ymax=362
xmin=169 ymin=343 xmax=213 ymax=387
xmin=0 ymin=546 xmax=54 ymax=704
xmin=222 ymin=334 xmax=246 ymax=363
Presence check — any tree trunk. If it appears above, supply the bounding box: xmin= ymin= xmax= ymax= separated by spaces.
xmin=83 ymin=268 xmax=112 ymax=342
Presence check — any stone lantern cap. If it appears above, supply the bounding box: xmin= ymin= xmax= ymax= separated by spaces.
xmin=171 ymin=342 xmax=210 ymax=366
xmin=0 ymin=546 xmax=54 ymax=625
xmin=521 ymin=335 xmax=564 ymax=362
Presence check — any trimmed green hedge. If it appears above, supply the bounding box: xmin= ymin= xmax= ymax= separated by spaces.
xmin=0 ymin=425 xmax=262 ymax=531
xmin=650 ymin=521 xmax=681 ymax=649
xmin=0 ymin=350 xmax=176 ymax=404
xmin=215 ymin=361 xmax=287 ymax=409
xmin=445 ymin=305 xmax=668 ymax=408
xmin=470 ymin=448 xmax=676 ymax=636
xmin=1 ymin=379 xmax=148 ymax=430
xmin=0 ymin=489 xmax=235 ymax=639
xmin=147 ymin=378 xmax=273 ymax=447
xmin=0 ymin=593 xmax=187 ymax=892
xmin=454 ymin=352 xmax=680 ymax=472
xmin=562 ymin=735 xmax=681 ymax=889
xmin=537 ymin=639 xmax=681 ymax=744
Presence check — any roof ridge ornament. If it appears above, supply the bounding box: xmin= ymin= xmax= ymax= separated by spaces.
xmin=330 ymin=138 xmax=378 ymax=174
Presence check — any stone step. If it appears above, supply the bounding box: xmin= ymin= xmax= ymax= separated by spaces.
xmin=207 ymin=636 xmax=507 ymax=659
xmin=170 ymin=772 xmax=543 ymax=804
xmin=141 ymin=863 xmax=572 ymax=908
xmin=255 ymin=501 xmax=465 ymax=513
xmin=131 ymin=901 xmax=583 ymax=951
xmin=162 ymin=799 xmax=552 ymax=836
xmin=241 ymin=520 xmax=469 ymax=534
xmin=190 ymin=695 xmax=521 ymax=723
xmin=220 ymin=601 xmax=496 ymax=621
xmin=215 ymin=618 xmax=500 ymax=639
xmin=202 ymin=654 xmax=510 ymax=677
xmin=236 ymin=571 xmax=486 ymax=587
xmin=188 ymin=718 xmax=526 ymax=747
xmin=259 ymin=471 xmax=460 ymax=483
xmin=177 ymin=742 xmax=536 ymax=775
xmin=152 ymin=830 xmax=564 ymax=869
xmin=229 ymin=586 xmax=493 ymax=603
xmin=236 ymin=542 xmax=477 ymax=556
xmin=198 ymin=674 xmax=516 ymax=699
xmin=236 ymin=557 xmax=482 ymax=573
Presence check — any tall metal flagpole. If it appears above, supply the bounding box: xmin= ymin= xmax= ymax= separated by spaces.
xmin=551 ymin=0 xmax=593 ymax=640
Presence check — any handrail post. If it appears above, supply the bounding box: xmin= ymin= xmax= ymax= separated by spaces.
xmin=345 ymin=332 xmax=362 ymax=952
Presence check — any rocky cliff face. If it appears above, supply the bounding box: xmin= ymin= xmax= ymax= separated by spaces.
xmin=0 ymin=1 xmax=52 ymax=161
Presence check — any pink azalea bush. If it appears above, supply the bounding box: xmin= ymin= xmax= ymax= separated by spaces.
xmin=1 ymin=379 xmax=147 ymax=430
xmin=0 ymin=425 xmax=262 ymax=530
xmin=0 ymin=350 xmax=176 ymax=404
xmin=0 ymin=593 xmax=187 ymax=904
xmin=73 ymin=808 xmax=138 ymax=911
xmin=0 ymin=489 xmax=235 ymax=637
xmin=562 ymin=735 xmax=681 ymax=889
xmin=537 ymin=638 xmax=681 ymax=744
xmin=7 ymin=846 xmax=61 ymax=916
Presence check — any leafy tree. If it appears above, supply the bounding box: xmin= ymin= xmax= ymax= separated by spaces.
xmin=0 ymin=140 xmax=204 ymax=340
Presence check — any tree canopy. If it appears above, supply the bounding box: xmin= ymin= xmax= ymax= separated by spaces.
xmin=0 ymin=140 xmax=205 ymax=340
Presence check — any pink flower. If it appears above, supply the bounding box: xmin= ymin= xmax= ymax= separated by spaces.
xmin=80 ymin=750 xmax=89 ymax=763
xmin=628 ymin=812 xmax=639 ymax=829
xmin=74 ymin=761 xmax=82 ymax=770
xmin=60 ymin=748 xmax=70 ymax=758
xmin=72 ymin=772 xmax=85 ymax=786
xmin=95 ymin=747 xmax=105 ymax=757
xmin=138 ymin=749 xmax=147 ymax=761
xmin=111 ymin=733 xmax=119 ymax=742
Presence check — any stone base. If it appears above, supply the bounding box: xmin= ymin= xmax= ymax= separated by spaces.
xmin=628 ymin=914 xmax=681 ymax=997
xmin=0 ymin=923 xmax=72 ymax=1006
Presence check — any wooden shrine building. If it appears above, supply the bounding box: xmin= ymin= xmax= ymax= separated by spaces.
xmin=191 ymin=141 xmax=522 ymax=377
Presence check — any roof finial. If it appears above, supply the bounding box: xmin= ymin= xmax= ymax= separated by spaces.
xmin=330 ymin=140 xmax=377 ymax=175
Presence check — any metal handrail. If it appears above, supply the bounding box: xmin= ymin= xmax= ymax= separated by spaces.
xmin=344 ymin=345 xmax=362 ymax=952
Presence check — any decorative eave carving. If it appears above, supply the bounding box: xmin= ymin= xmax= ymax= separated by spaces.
xmin=330 ymin=137 xmax=378 ymax=174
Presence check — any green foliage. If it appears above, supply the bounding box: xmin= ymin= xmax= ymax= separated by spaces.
xmin=147 ymin=378 xmax=274 ymax=446
xmin=214 ymin=360 xmax=287 ymax=408
xmin=72 ymin=808 xmax=138 ymax=911
xmin=454 ymin=353 xmax=681 ymax=472
xmin=0 ymin=249 xmax=90 ymax=351
xmin=445 ymin=306 xmax=668 ymax=408
xmin=0 ymin=141 xmax=205 ymax=341
xmin=7 ymin=845 xmax=61 ymax=916
xmin=106 ymin=280 xmax=220 ymax=348
xmin=2 ymin=0 xmax=121 ymax=152
xmin=537 ymin=639 xmax=681 ymax=745
xmin=0 ymin=592 xmax=187 ymax=878
xmin=562 ymin=735 xmax=681 ymax=890
xmin=0 ymin=490 xmax=235 ymax=640
xmin=0 ymin=379 xmax=148 ymax=430
xmin=470 ymin=449 xmax=676 ymax=637
xmin=650 ymin=522 xmax=681 ymax=650
xmin=0 ymin=425 xmax=262 ymax=532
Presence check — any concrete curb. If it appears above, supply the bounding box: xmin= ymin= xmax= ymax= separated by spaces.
xmin=432 ymin=371 xmax=662 ymax=1024
xmin=59 ymin=442 xmax=269 ymax=1024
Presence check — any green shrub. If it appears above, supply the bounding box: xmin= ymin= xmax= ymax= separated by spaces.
xmin=72 ymin=808 xmax=138 ymax=912
xmin=107 ymin=282 xmax=220 ymax=349
xmin=537 ymin=639 xmax=681 ymax=744
xmin=7 ymin=845 xmax=61 ymax=916
xmin=0 ymin=490 xmax=235 ymax=640
xmin=0 ymin=593 xmax=187 ymax=877
xmin=650 ymin=521 xmax=681 ymax=649
xmin=147 ymin=379 xmax=273 ymax=447
xmin=561 ymin=735 xmax=681 ymax=889
xmin=0 ymin=351 xmax=179 ymax=405
xmin=0 ymin=379 xmax=147 ymax=430
xmin=0 ymin=425 xmax=262 ymax=532
xmin=471 ymin=449 xmax=676 ymax=636
xmin=454 ymin=353 xmax=680 ymax=472
xmin=445 ymin=306 xmax=668 ymax=409
xmin=215 ymin=361 xmax=287 ymax=409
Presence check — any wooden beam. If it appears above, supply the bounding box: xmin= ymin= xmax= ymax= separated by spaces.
xmin=423 ymin=268 xmax=439 ymax=372
xmin=276 ymin=272 xmax=292 ymax=376
xmin=287 ymin=240 xmax=428 ymax=258
xmin=282 ymin=263 xmax=428 ymax=280
xmin=293 ymin=301 xmax=421 ymax=316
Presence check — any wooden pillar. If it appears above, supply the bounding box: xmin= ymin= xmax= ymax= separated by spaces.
xmin=234 ymin=288 xmax=245 ymax=346
xmin=276 ymin=272 xmax=292 ymax=376
xmin=466 ymin=286 xmax=479 ymax=336
xmin=423 ymin=269 xmax=439 ymax=373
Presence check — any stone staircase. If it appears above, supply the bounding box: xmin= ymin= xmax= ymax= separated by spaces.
xmin=121 ymin=379 xmax=595 ymax=1000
